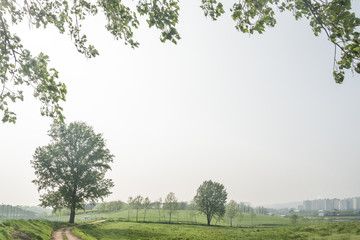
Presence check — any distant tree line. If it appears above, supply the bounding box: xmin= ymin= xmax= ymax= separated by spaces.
xmin=93 ymin=201 xmax=125 ymax=212
xmin=0 ymin=205 xmax=37 ymax=220
xmin=225 ymin=201 xmax=268 ymax=227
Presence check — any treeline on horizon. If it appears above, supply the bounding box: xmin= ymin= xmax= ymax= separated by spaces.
xmin=84 ymin=199 xmax=268 ymax=215
xmin=0 ymin=205 xmax=39 ymax=220
xmin=57 ymin=196 xmax=270 ymax=226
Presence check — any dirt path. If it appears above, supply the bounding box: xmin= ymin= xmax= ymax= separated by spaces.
xmin=51 ymin=226 xmax=81 ymax=240
xmin=52 ymin=220 xmax=105 ymax=240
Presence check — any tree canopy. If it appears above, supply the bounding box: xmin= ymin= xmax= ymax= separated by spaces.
xmin=194 ymin=180 xmax=227 ymax=226
xmin=31 ymin=121 xmax=114 ymax=223
xmin=202 ymin=0 xmax=360 ymax=83
xmin=1 ymin=0 xmax=359 ymax=123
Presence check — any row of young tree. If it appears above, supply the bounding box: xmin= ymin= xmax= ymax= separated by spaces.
xmin=126 ymin=192 xmax=179 ymax=223
xmin=122 ymin=195 xmax=267 ymax=227
xmin=100 ymin=181 xmax=268 ymax=226
xmin=225 ymin=201 xmax=267 ymax=227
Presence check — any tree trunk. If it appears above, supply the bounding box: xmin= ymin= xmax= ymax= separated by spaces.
xmin=207 ymin=215 xmax=211 ymax=226
xmin=169 ymin=212 xmax=172 ymax=223
xmin=69 ymin=207 xmax=76 ymax=223
xmin=69 ymin=186 xmax=77 ymax=224
xmin=136 ymin=209 xmax=138 ymax=222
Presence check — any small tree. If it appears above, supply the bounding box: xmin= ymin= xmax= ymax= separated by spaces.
xmin=153 ymin=198 xmax=162 ymax=222
xmin=132 ymin=195 xmax=143 ymax=222
xmin=226 ymin=200 xmax=238 ymax=227
xmin=250 ymin=211 xmax=256 ymax=225
xmin=236 ymin=209 xmax=243 ymax=227
xmin=291 ymin=214 xmax=298 ymax=225
xmin=31 ymin=122 xmax=114 ymax=223
xmin=127 ymin=197 xmax=133 ymax=221
xmin=163 ymin=192 xmax=178 ymax=223
xmin=194 ymin=180 xmax=227 ymax=226
xmin=142 ymin=197 xmax=151 ymax=222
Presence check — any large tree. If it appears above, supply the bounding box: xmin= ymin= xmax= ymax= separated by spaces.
xmin=1 ymin=0 xmax=359 ymax=123
xmin=194 ymin=180 xmax=227 ymax=226
xmin=31 ymin=121 xmax=114 ymax=223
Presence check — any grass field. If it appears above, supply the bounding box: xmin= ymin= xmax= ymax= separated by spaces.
xmin=72 ymin=209 xmax=292 ymax=226
xmin=0 ymin=212 xmax=359 ymax=240
xmin=73 ymin=220 xmax=360 ymax=240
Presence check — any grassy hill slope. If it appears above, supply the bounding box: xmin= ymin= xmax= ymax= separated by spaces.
xmin=0 ymin=219 xmax=67 ymax=240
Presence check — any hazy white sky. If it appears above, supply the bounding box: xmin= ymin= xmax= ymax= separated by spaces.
xmin=1 ymin=1 xmax=360 ymax=207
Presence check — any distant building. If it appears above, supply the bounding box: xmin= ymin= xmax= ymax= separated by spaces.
xmin=316 ymin=199 xmax=325 ymax=210
xmin=353 ymin=197 xmax=360 ymax=210
xmin=311 ymin=200 xmax=317 ymax=211
xmin=302 ymin=197 xmax=358 ymax=211
xmin=325 ymin=199 xmax=333 ymax=210
xmin=303 ymin=200 xmax=311 ymax=211
xmin=334 ymin=199 xmax=340 ymax=210
xmin=340 ymin=198 xmax=352 ymax=210
xmin=324 ymin=198 xmax=340 ymax=210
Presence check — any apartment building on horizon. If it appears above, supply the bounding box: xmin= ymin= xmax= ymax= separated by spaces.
xmin=302 ymin=197 xmax=360 ymax=211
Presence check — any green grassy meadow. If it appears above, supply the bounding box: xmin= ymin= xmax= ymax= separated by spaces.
xmin=72 ymin=209 xmax=291 ymax=226
xmin=71 ymin=209 xmax=360 ymax=240
xmin=73 ymin=220 xmax=360 ymax=240
xmin=1 ymin=209 xmax=360 ymax=239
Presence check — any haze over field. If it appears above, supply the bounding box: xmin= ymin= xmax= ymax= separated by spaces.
xmin=1 ymin=1 xmax=360 ymax=207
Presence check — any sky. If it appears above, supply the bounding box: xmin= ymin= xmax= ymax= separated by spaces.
xmin=1 ymin=1 xmax=360 ymax=207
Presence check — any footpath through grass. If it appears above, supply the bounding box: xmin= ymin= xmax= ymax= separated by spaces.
xmin=74 ymin=220 xmax=360 ymax=240
xmin=0 ymin=219 xmax=68 ymax=240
